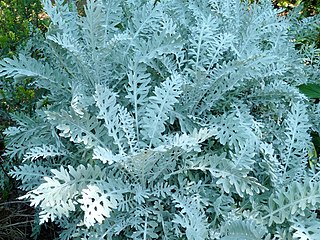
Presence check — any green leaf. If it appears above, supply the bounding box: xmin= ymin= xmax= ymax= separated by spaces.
xmin=298 ymin=84 xmax=320 ymax=98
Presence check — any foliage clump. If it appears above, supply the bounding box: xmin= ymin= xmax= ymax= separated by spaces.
xmin=0 ymin=0 xmax=46 ymax=56
xmin=1 ymin=0 xmax=320 ymax=239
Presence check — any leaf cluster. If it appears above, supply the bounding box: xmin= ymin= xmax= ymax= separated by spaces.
xmin=0 ymin=0 xmax=320 ymax=239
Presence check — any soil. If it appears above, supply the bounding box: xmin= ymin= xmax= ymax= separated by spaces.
xmin=0 ymin=188 xmax=60 ymax=240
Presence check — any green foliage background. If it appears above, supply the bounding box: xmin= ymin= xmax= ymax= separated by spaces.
xmin=275 ymin=0 xmax=319 ymax=16
xmin=0 ymin=0 xmax=46 ymax=123
xmin=0 ymin=0 xmax=46 ymax=57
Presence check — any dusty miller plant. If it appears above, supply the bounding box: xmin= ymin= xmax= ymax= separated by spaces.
xmin=1 ymin=0 xmax=320 ymax=239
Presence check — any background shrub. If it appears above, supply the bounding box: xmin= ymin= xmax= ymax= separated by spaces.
xmin=0 ymin=0 xmax=46 ymax=57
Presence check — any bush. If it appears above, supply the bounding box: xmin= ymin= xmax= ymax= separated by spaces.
xmin=0 ymin=0 xmax=46 ymax=57
xmin=274 ymin=0 xmax=319 ymax=16
xmin=0 ymin=0 xmax=320 ymax=239
xmin=0 ymin=0 xmax=45 ymax=124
